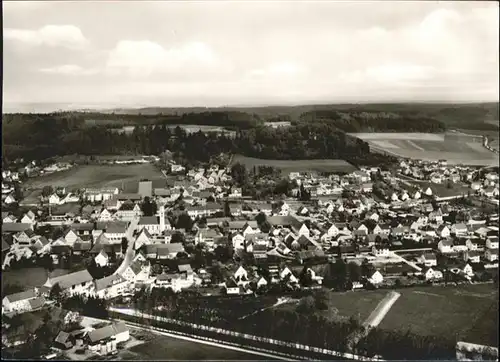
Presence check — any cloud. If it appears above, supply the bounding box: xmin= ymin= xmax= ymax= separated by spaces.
xmin=105 ymin=40 xmax=225 ymax=77
xmin=340 ymin=64 xmax=434 ymax=84
xmin=4 ymin=25 xmax=89 ymax=49
xmin=39 ymin=64 xmax=98 ymax=76
xmin=248 ymin=62 xmax=307 ymax=79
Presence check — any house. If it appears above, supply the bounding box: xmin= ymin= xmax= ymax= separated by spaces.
xmin=279 ymin=267 xmax=298 ymax=284
xmin=137 ymin=216 xmax=161 ymax=235
xmin=4 ymin=194 xmax=17 ymax=205
xmin=423 ymin=268 xmax=443 ymax=281
xmin=44 ymin=269 xmax=94 ymax=296
xmin=2 ymin=214 xmax=17 ymax=223
xmin=2 ymin=289 xmax=42 ymax=314
xmin=436 ymin=225 xmax=451 ymax=238
xmin=115 ymin=202 xmax=142 ymax=221
xmin=98 ymin=209 xmax=114 ymax=222
xmin=372 ymin=246 xmax=390 ymax=257
xmin=451 ymin=223 xmax=468 ymax=236
xmin=224 ymin=278 xmax=240 ymax=295
xmin=54 ymin=331 xmax=74 ymax=350
xmin=103 ymin=221 xmax=128 ymax=243
xmin=156 ymin=243 xmax=185 ymax=259
xmin=485 ymin=248 xmax=498 ymax=262
xmin=229 ymin=187 xmax=242 ymax=198
xmin=368 ymin=270 xmax=384 ymax=285
xmin=94 ymin=274 xmax=131 ymax=299
xmin=420 ymin=252 xmax=437 ymax=267
xmin=87 ymin=322 xmax=130 ymax=351
xmin=234 ymin=266 xmax=249 ymax=285
xmin=256 ymin=276 xmax=268 ymax=289
xmin=121 ymin=258 xmax=151 ymax=283
xmin=95 ymin=250 xmax=109 ymax=267
xmin=155 ymin=270 xmax=199 ymax=292
xmin=464 ymin=250 xmax=482 ymax=264
xmin=486 ymin=237 xmax=499 ymax=250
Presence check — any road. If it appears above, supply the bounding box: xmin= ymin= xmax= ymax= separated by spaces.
xmin=389 ymin=251 xmax=422 ymax=272
xmin=114 ymin=217 xmax=139 ymax=276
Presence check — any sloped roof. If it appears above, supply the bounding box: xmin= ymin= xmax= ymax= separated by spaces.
xmin=95 ymin=274 xmax=126 ymax=292
xmin=47 ymin=269 xmax=93 ymax=289
xmin=2 ymin=223 xmax=32 ymax=233
xmin=70 ymin=223 xmax=95 ymax=231
xmin=138 ymin=216 xmax=158 ymax=225
xmin=4 ymin=289 xmax=36 ymax=303
xmin=88 ymin=322 xmax=128 ymax=343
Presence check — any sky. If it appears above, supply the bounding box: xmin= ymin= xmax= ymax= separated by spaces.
xmin=3 ymin=0 xmax=499 ymax=112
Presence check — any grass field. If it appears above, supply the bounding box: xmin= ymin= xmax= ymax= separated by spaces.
xmin=285 ymin=284 xmax=497 ymax=347
xmin=121 ymin=334 xmax=271 ymax=360
xmin=231 ymin=154 xmax=357 ymax=173
xmin=351 ymin=132 xmax=498 ymax=166
xmin=24 ymin=164 xmax=165 ymax=191
xmin=378 ymin=283 xmax=498 ymax=346
xmin=2 ymin=268 xmax=68 ymax=293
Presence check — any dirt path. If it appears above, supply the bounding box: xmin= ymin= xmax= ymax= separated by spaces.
xmin=363 ymin=291 xmax=401 ymax=328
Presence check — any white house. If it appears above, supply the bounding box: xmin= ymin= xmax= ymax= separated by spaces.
xmin=436 ymin=225 xmax=450 ymax=238
xmin=98 ymin=209 xmax=114 ymax=222
xmin=438 ymin=239 xmax=453 ymax=253
xmin=95 ymin=250 xmax=109 ymax=267
xmin=420 ymin=252 xmax=437 ymax=267
xmin=372 ymin=246 xmax=390 ymax=257
xmin=94 ymin=275 xmax=131 ymax=299
xmin=234 ymin=266 xmax=249 ymax=285
xmin=486 ymin=237 xmax=499 ymax=250
xmin=2 ymin=289 xmax=42 ymax=314
xmin=368 ymin=270 xmax=384 ymax=285
xmin=44 ymin=269 xmax=94 ymax=296
xmin=121 ymin=259 xmax=151 ymax=283
xmin=485 ymin=248 xmax=499 ymax=262
xmin=279 ymin=267 xmax=298 ymax=284
xmin=137 ymin=216 xmax=161 ymax=235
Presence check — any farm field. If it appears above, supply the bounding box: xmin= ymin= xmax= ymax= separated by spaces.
xmin=23 ymin=164 xmax=165 ymax=191
xmin=231 ymin=155 xmax=357 ymax=173
xmin=378 ymin=283 xmax=498 ymax=347
xmin=2 ymin=268 xmax=68 ymax=293
xmin=121 ymin=334 xmax=271 ymax=360
xmin=351 ymin=132 xmax=498 ymax=166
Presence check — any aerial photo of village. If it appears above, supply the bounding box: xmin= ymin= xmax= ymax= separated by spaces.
xmin=2 ymin=1 xmax=499 ymax=361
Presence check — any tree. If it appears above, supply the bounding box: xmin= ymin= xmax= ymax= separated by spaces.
xmin=176 ymin=213 xmax=194 ymax=231
xmin=296 ymin=296 xmax=315 ymax=314
xmin=313 ymin=289 xmax=329 ymax=310
xmin=49 ymin=283 xmax=63 ymax=302
xmin=42 ymin=186 xmax=54 ymax=197
xmin=121 ymin=237 xmax=129 ymax=254
xmin=347 ymin=261 xmax=362 ymax=282
xmin=171 ymin=231 xmax=185 ymax=244
xmin=299 ymin=266 xmax=313 ymax=287
xmin=141 ymin=196 xmax=156 ymax=216
xmin=231 ymin=163 xmax=248 ymax=186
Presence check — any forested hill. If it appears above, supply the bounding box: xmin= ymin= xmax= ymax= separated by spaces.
xmin=2 ymin=114 xmax=395 ymax=167
xmin=100 ymin=102 xmax=498 ymax=130
xmin=4 ymin=102 xmax=497 ymax=131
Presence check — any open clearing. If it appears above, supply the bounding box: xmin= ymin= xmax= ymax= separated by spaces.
xmin=24 ymin=164 xmax=165 ymax=191
xmin=231 ymin=154 xmax=357 ymax=173
xmin=351 ymin=132 xmax=498 ymax=166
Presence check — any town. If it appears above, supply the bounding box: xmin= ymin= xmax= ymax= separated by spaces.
xmin=2 ymin=153 xmax=499 ymax=360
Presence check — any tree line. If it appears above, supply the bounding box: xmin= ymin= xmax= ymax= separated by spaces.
xmin=3 ymin=114 xmax=397 ymax=167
